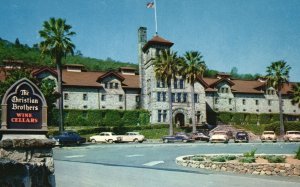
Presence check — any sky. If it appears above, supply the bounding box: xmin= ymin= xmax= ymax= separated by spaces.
xmin=0 ymin=0 xmax=299 ymax=81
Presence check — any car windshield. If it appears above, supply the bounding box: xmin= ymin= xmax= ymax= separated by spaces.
xmin=288 ymin=131 xmax=300 ymax=135
xmin=214 ymin=132 xmax=226 ymax=135
xmin=237 ymin=132 xmax=246 ymax=136
xmin=264 ymin=132 xmax=275 ymax=135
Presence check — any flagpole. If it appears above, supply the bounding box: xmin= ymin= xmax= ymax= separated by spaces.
xmin=154 ymin=0 xmax=158 ymax=35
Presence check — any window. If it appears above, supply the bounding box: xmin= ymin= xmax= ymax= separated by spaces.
xmin=115 ymin=83 xmax=119 ymax=89
xmin=268 ymin=100 xmax=272 ymax=106
xmin=194 ymin=94 xmax=198 ymax=103
xmin=156 ymin=81 xmax=160 ymax=88
xmin=183 ymin=93 xmax=187 ymax=102
xmin=157 ymin=92 xmax=161 ymax=102
xmin=177 ymin=93 xmax=181 ymax=102
xmin=162 ymin=92 xmax=166 ymax=101
xmin=225 ymin=88 xmax=229 ymax=93
xmin=157 ymin=80 xmax=166 ymax=88
xmin=136 ymin=96 xmax=140 ymax=102
xmin=109 ymin=82 xmax=114 ymax=89
xmin=163 ymin=110 xmax=167 ymax=122
xmin=242 ymin=99 xmax=246 ymax=105
xmin=174 ymin=79 xmax=178 ymax=89
xmin=172 ymin=93 xmax=175 ymax=102
xmin=64 ymin=93 xmax=69 ymax=100
xmin=119 ymin=95 xmax=123 ymax=102
xmin=104 ymin=83 xmax=108 ymax=88
xmin=179 ymin=79 xmax=184 ymax=89
xmin=255 ymin=100 xmax=259 ymax=105
xmin=215 ymin=98 xmax=218 ymax=104
xmin=83 ymin=93 xmax=88 ymax=101
xmin=158 ymin=110 xmax=162 ymax=122
xmin=101 ymin=95 xmax=106 ymax=101
xmin=229 ymin=98 xmax=232 ymax=105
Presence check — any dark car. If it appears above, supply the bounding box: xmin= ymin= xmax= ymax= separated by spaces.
xmin=234 ymin=131 xmax=249 ymax=143
xmin=191 ymin=132 xmax=210 ymax=142
xmin=162 ymin=134 xmax=194 ymax=143
xmin=53 ymin=131 xmax=86 ymax=146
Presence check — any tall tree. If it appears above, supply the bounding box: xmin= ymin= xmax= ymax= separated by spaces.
xmin=291 ymin=83 xmax=300 ymax=108
xmin=153 ymin=49 xmax=182 ymax=135
xmin=182 ymin=51 xmax=206 ymax=133
xmin=265 ymin=60 xmax=291 ymax=136
xmin=39 ymin=17 xmax=76 ymax=133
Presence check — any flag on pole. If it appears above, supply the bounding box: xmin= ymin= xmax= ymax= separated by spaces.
xmin=147 ymin=2 xmax=154 ymax=8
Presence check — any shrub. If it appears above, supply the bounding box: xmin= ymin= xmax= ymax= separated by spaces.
xmin=243 ymin=148 xmax=257 ymax=157
xmin=224 ymin=155 xmax=237 ymax=161
xmin=217 ymin=112 xmax=232 ymax=124
xmin=239 ymin=157 xmax=255 ymax=163
xmin=262 ymin=155 xmax=285 ymax=163
xmin=192 ymin=156 xmax=205 ymax=162
xmin=295 ymin=146 xmax=300 ymax=160
xmin=211 ymin=156 xmax=226 ymax=162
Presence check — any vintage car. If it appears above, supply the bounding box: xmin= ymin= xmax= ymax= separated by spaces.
xmin=53 ymin=131 xmax=86 ymax=146
xmin=234 ymin=131 xmax=249 ymax=143
xmin=191 ymin=132 xmax=210 ymax=142
xmin=162 ymin=134 xmax=194 ymax=143
xmin=209 ymin=131 xmax=229 ymax=143
xmin=89 ymin=132 xmax=121 ymax=143
xmin=283 ymin=131 xmax=300 ymax=142
xmin=117 ymin=132 xmax=146 ymax=143
xmin=260 ymin=131 xmax=277 ymax=143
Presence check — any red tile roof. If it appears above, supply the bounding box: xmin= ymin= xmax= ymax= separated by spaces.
xmin=142 ymin=35 xmax=174 ymax=52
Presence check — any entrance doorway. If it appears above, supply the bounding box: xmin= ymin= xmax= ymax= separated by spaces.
xmin=175 ymin=113 xmax=185 ymax=127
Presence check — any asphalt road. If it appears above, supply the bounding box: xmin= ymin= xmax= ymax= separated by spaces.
xmin=53 ymin=142 xmax=300 ymax=187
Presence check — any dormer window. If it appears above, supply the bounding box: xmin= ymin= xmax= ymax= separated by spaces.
xmin=115 ymin=83 xmax=119 ymax=89
xmin=104 ymin=83 xmax=108 ymax=88
xmin=266 ymin=87 xmax=276 ymax=95
xmin=109 ymin=83 xmax=114 ymax=89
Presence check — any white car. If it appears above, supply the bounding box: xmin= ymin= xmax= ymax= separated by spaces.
xmin=89 ymin=132 xmax=121 ymax=143
xmin=118 ymin=132 xmax=146 ymax=143
xmin=209 ymin=131 xmax=229 ymax=143
xmin=283 ymin=131 xmax=300 ymax=142
xmin=260 ymin=131 xmax=277 ymax=143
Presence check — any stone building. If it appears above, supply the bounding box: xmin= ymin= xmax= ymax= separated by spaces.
xmin=0 ymin=27 xmax=299 ymax=126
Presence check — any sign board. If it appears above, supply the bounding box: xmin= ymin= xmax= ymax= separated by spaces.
xmin=1 ymin=78 xmax=48 ymax=134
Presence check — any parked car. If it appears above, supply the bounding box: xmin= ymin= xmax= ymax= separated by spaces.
xmin=283 ymin=131 xmax=300 ymax=142
xmin=209 ymin=131 xmax=229 ymax=143
xmin=234 ymin=131 xmax=249 ymax=143
xmin=89 ymin=132 xmax=121 ymax=143
xmin=118 ymin=132 xmax=146 ymax=143
xmin=53 ymin=131 xmax=86 ymax=146
xmin=191 ymin=132 xmax=210 ymax=142
xmin=261 ymin=131 xmax=277 ymax=143
xmin=162 ymin=134 xmax=194 ymax=143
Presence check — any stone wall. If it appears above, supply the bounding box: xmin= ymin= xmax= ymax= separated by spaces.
xmin=0 ymin=139 xmax=56 ymax=187
xmin=176 ymin=155 xmax=300 ymax=177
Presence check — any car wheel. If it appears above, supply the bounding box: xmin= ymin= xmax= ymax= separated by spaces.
xmin=76 ymin=140 xmax=81 ymax=145
xmin=183 ymin=139 xmax=188 ymax=143
xmin=163 ymin=139 xmax=168 ymax=143
xmin=91 ymin=139 xmax=96 ymax=143
xmin=133 ymin=138 xmax=139 ymax=143
xmin=107 ymin=139 xmax=113 ymax=144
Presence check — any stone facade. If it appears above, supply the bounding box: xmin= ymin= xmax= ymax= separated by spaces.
xmin=0 ymin=139 xmax=56 ymax=187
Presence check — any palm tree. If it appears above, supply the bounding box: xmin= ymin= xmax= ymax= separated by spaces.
xmin=291 ymin=83 xmax=300 ymax=108
xmin=183 ymin=51 xmax=206 ymax=133
xmin=39 ymin=18 xmax=76 ymax=133
xmin=265 ymin=60 xmax=291 ymax=136
xmin=153 ymin=49 xmax=182 ymax=135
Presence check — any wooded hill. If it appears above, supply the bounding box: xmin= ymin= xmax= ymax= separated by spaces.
xmin=0 ymin=38 xmax=260 ymax=80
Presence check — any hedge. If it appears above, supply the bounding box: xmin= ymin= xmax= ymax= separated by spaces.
xmin=216 ymin=112 xmax=298 ymax=125
xmin=48 ymin=109 xmax=150 ymax=127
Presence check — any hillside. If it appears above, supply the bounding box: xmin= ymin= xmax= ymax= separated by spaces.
xmin=0 ymin=38 xmax=138 ymax=72
xmin=0 ymin=37 xmax=260 ymax=80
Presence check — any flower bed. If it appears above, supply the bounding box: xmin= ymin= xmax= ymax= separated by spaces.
xmin=176 ymin=154 xmax=300 ymax=176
